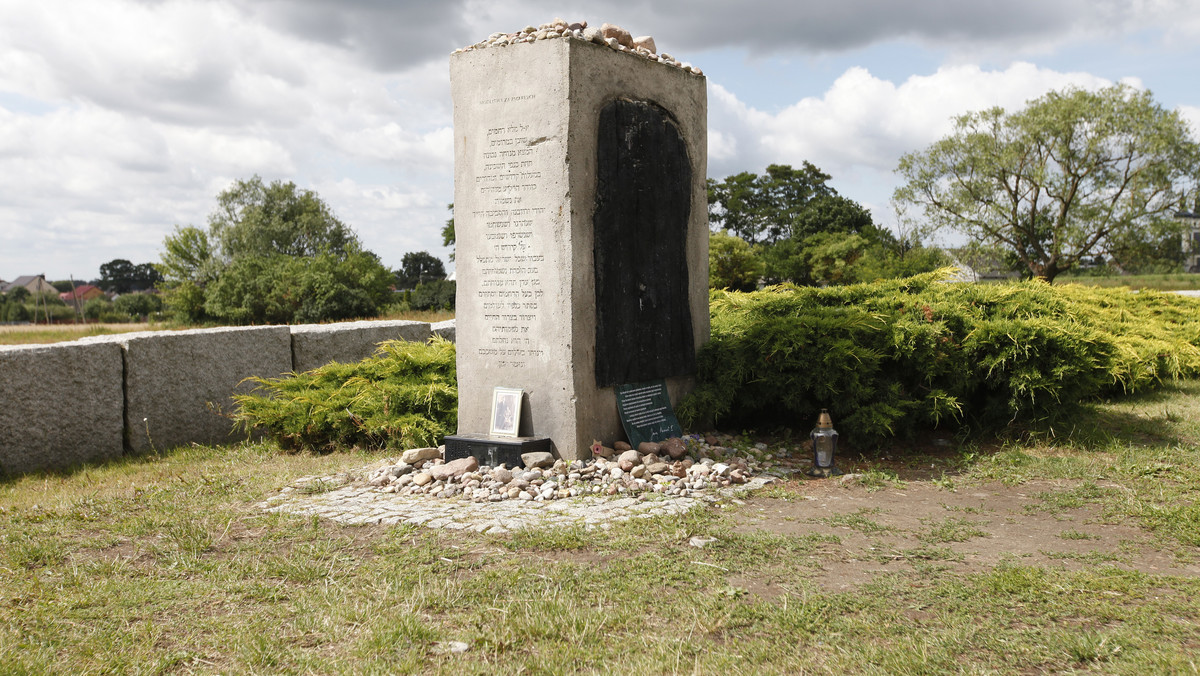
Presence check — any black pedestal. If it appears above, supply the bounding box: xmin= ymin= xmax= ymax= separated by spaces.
xmin=443 ymin=433 xmax=552 ymax=468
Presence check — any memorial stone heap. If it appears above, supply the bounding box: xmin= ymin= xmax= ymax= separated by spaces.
xmin=453 ymin=18 xmax=703 ymax=76
xmin=366 ymin=434 xmax=780 ymax=504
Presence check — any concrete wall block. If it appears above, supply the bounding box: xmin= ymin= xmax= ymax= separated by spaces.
xmin=86 ymin=327 xmax=293 ymax=453
xmin=290 ymin=320 xmax=432 ymax=372
xmin=0 ymin=342 xmax=124 ymax=476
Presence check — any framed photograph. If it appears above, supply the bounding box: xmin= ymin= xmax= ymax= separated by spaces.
xmin=490 ymin=387 xmax=523 ymax=437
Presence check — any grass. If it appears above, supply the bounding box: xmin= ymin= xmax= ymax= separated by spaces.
xmin=1056 ymin=272 xmax=1200 ymax=291
xmin=0 ymin=322 xmax=157 ymax=345
xmin=0 ymin=311 xmax=455 ymax=345
xmin=3 ymin=383 xmax=1200 ymax=672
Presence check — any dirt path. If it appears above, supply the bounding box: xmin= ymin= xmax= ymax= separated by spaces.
xmin=731 ymin=477 xmax=1200 ymax=593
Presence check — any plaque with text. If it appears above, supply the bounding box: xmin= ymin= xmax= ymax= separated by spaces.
xmin=615 ymin=380 xmax=683 ymax=448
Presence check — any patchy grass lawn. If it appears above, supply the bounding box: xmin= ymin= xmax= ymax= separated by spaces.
xmin=3 ymin=383 xmax=1200 ymax=673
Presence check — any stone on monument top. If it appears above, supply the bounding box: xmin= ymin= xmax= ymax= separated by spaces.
xmin=451 ymin=19 xmax=702 ymax=76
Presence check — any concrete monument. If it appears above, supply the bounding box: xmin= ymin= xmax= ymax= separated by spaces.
xmin=451 ymin=22 xmax=709 ymax=460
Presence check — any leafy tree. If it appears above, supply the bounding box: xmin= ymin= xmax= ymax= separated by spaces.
xmin=394 ymin=251 xmax=446 ymax=290
xmin=209 ymin=176 xmax=356 ymax=261
xmin=50 ymin=280 xmax=74 ymax=293
xmin=709 ymin=230 xmax=763 ymax=291
xmin=203 ymin=250 xmax=392 ymax=325
xmin=158 ymin=226 xmax=218 ymax=284
xmin=99 ymin=259 xmax=164 ymax=293
xmin=158 ymin=177 xmax=393 ymax=325
xmin=707 ymin=163 xmax=836 ymax=244
xmin=7 ymin=286 xmax=29 ymax=303
xmin=895 ymin=84 xmax=1200 ymax=282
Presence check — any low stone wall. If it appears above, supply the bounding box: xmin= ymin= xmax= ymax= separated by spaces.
xmin=292 ymin=320 xmax=432 ymax=372
xmin=0 ymin=342 xmax=125 ymax=475
xmin=0 ymin=319 xmax=456 ymax=476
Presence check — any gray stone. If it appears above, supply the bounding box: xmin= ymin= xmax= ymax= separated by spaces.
xmin=82 ymin=326 xmax=292 ymax=453
xmin=451 ymin=36 xmax=708 ymax=462
xmin=430 ymin=320 xmax=456 ymax=343
xmin=645 ymin=461 xmax=670 ymax=475
xmin=521 ymin=451 xmax=555 ymax=469
xmin=290 ymin=320 xmax=431 ymax=372
xmin=0 ymin=342 xmax=124 ymax=475
xmin=429 ymin=456 xmax=478 ymax=481
xmin=617 ymin=449 xmax=642 ymax=467
xmin=400 ymin=447 xmax=441 ymax=464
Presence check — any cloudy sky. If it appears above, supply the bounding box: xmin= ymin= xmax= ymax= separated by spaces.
xmin=2 ymin=0 xmax=1198 ymax=282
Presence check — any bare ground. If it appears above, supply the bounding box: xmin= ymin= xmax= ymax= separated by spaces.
xmin=729 ymin=477 xmax=1200 ymax=595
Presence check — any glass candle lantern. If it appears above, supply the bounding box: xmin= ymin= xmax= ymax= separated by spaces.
xmin=807 ymin=409 xmax=841 ymax=477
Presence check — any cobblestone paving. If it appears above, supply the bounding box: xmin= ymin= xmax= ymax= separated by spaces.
xmin=259 ymin=464 xmax=778 ymax=534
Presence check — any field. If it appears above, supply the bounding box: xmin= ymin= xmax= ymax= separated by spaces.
xmin=1056 ymin=272 xmax=1200 ymax=291
xmin=3 ymin=381 xmax=1200 ymax=673
xmin=0 ymin=310 xmax=453 ymax=346
xmin=0 ymin=322 xmax=158 ymax=345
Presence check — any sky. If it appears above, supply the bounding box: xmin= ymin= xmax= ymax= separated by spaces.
xmin=1 ymin=0 xmax=1199 ymax=282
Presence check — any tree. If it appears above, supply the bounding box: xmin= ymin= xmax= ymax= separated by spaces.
xmin=99 ymin=259 xmax=163 ymax=293
xmin=208 ymin=176 xmax=356 ymax=261
xmin=895 ymin=84 xmax=1200 ymax=282
xmin=708 ymin=230 xmax=763 ymax=291
xmin=708 ymin=163 xmax=836 ymax=244
xmin=394 ymin=251 xmax=446 ymax=290
xmin=158 ymin=226 xmax=218 ymax=284
xmin=158 ymin=177 xmax=393 ymax=325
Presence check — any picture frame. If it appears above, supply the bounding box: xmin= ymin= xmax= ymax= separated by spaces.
xmin=489 ymin=387 xmax=523 ymax=437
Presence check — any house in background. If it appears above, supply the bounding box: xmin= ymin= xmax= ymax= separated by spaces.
xmin=2 ymin=275 xmax=56 ymax=295
xmin=59 ymin=284 xmax=107 ymax=304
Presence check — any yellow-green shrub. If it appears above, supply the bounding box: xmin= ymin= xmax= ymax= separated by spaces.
xmin=678 ymin=270 xmax=1200 ymax=441
xmin=233 ymin=338 xmax=457 ymax=451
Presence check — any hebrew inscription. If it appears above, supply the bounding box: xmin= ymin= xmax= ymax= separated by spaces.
xmin=469 ymin=96 xmax=551 ymax=370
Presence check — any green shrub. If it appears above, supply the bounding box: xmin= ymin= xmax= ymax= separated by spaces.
xmin=678 ymin=270 xmax=1200 ymax=442
xmin=410 ymin=279 xmax=456 ymax=311
xmin=232 ymin=338 xmax=457 ymax=451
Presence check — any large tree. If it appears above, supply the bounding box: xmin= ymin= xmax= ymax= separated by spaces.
xmin=707 ymin=162 xmax=836 ymax=244
xmin=98 ymin=259 xmax=163 ymax=294
xmin=158 ymin=177 xmax=392 ymax=324
xmin=895 ymin=84 xmax=1200 ymax=282
xmin=394 ymin=251 xmax=446 ymax=290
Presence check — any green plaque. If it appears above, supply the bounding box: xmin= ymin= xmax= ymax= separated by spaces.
xmin=615 ymin=380 xmax=683 ymax=448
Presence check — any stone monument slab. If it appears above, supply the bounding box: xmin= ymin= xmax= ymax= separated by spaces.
xmin=451 ymin=33 xmax=708 ymax=460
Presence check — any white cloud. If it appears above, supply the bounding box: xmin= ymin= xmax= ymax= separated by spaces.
xmin=707 ymin=62 xmax=1120 ymax=230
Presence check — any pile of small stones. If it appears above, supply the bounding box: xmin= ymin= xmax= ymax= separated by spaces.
xmin=453 ymin=18 xmax=702 ymax=76
xmin=367 ymin=435 xmax=773 ymax=503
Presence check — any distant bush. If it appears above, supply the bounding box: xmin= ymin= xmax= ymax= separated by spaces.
xmin=411 ymin=279 xmax=456 ymax=311
xmin=232 ymin=338 xmax=457 ymax=451
xmin=114 ymin=293 xmax=163 ymax=319
xmin=82 ymin=298 xmax=112 ymax=320
xmin=678 ymin=270 xmax=1200 ymax=442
